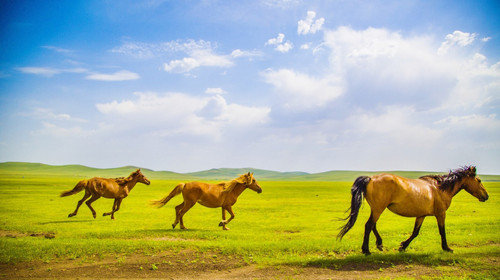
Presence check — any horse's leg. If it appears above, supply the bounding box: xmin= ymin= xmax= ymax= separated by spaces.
xmin=172 ymin=202 xmax=184 ymax=229
xmin=177 ymin=201 xmax=195 ymax=230
xmin=219 ymin=208 xmax=227 ymax=228
xmin=362 ymin=210 xmax=383 ymax=255
xmin=372 ymin=223 xmax=383 ymax=251
xmin=103 ymin=199 xmax=117 ymax=217
xmin=399 ymin=216 xmax=425 ymax=252
xmin=85 ymin=194 xmax=101 ymax=219
xmin=68 ymin=190 xmax=91 ymax=217
xmin=219 ymin=206 xmax=235 ymax=230
xmin=436 ymin=214 xmax=453 ymax=252
xmin=110 ymin=198 xmax=122 ymax=220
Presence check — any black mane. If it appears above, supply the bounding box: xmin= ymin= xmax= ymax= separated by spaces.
xmin=420 ymin=166 xmax=476 ymax=191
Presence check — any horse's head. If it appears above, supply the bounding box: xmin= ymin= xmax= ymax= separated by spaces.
xmin=461 ymin=166 xmax=488 ymax=202
xmin=134 ymin=169 xmax=151 ymax=185
xmin=243 ymin=172 xmax=262 ymax=194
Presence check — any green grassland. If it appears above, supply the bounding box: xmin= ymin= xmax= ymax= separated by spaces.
xmin=0 ymin=163 xmax=499 ymax=278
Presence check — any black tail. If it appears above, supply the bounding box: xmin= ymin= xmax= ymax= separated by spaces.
xmin=337 ymin=176 xmax=371 ymax=240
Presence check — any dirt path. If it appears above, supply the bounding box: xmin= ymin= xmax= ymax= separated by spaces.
xmin=0 ymin=249 xmax=451 ymax=279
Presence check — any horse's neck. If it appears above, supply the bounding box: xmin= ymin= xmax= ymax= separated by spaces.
xmin=441 ymin=181 xmax=463 ymax=208
xmin=123 ymin=176 xmax=139 ymax=192
xmin=225 ymin=183 xmax=246 ymax=200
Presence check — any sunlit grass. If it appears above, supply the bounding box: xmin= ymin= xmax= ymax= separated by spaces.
xmin=0 ymin=174 xmax=498 ymax=278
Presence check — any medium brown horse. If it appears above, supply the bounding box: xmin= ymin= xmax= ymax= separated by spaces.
xmin=338 ymin=166 xmax=489 ymax=255
xmin=60 ymin=169 xmax=151 ymax=219
xmin=152 ymin=172 xmax=262 ymax=230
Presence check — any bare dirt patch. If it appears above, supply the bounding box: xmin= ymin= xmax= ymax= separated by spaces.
xmin=0 ymin=249 xmax=457 ymax=280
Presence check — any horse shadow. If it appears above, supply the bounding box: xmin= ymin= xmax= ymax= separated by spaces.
xmin=38 ymin=219 xmax=95 ymax=225
xmin=288 ymin=252 xmax=437 ymax=271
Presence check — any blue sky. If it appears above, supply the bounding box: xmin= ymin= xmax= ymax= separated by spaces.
xmin=1 ymin=0 xmax=499 ymax=174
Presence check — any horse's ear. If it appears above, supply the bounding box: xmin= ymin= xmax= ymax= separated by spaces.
xmin=469 ymin=166 xmax=477 ymax=175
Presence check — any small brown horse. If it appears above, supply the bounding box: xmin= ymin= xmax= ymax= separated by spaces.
xmin=60 ymin=169 xmax=150 ymax=219
xmin=152 ymin=172 xmax=262 ymax=230
xmin=338 ymin=166 xmax=489 ymax=255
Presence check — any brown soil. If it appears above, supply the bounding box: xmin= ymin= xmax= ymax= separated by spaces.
xmin=0 ymin=249 xmax=452 ymax=280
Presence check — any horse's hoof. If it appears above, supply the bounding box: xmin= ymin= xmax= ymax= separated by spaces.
xmin=444 ymin=248 xmax=454 ymax=253
xmin=377 ymin=245 xmax=384 ymax=251
xmin=362 ymin=250 xmax=371 ymax=256
xmin=68 ymin=213 xmax=75 ymax=218
xmin=218 ymin=222 xmax=224 ymax=227
xmin=172 ymin=224 xmax=176 ymax=229
xmin=398 ymin=247 xmax=406 ymax=252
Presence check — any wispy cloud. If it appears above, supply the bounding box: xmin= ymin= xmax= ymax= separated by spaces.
xmin=205 ymin=88 xmax=227 ymax=95
xmin=31 ymin=108 xmax=87 ymax=123
xmin=438 ymin=30 xmax=478 ymax=55
xmin=42 ymin=45 xmax=73 ymax=53
xmin=17 ymin=67 xmax=87 ymax=77
xmin=85 ymin=70 xmax=140 ymax=81
xmin=112 ymin=40 xmax=260 ymax=73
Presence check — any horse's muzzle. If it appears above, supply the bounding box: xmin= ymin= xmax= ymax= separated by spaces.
xmin=479 ymin=194 xmax=489 ymax=202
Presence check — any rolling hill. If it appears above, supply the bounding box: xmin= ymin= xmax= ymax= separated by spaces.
xmin=0 ymin=162 xmax=498 ymax=182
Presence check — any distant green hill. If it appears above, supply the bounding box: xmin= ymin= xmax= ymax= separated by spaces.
xmin=186 ymin=168 xmax=308 ymax=181
xmin=0 ymin=162 xmax=498 ymax=182
xmin=0 ymin=162 xmax=190 ymax=180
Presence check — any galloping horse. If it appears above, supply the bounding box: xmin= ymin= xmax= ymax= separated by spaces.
xmin=60 ymin=169 xmax=150 ymax=219
xmin=338 ymin=166 xmax=489 ymax=255
xmin=152 ymin=172 xmax=262 ymax=230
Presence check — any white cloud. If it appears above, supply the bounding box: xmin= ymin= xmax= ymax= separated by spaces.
xmin=266 ymin=33 xmax=285 ymax=45
xmin=112 ymin=40 xmax=258 ymax=73
xmin=435 ymin=114 xmax=500 ymax=129
xmin=96 ymin=92 xmax=270 ymax=138
xmin=230 ymin=49 xmax=262 ymax=58
xmin=162 ymin=41 xmax=234 ymax=73
xmin=265 ymin=33 xmax=293 ymax=53
xmin=85 ymin=70 xmax=140 ymax=81
xmin=297 ymin=11 xmax=324 ymax=35
xmin=205 ymin=88 xmax=227 ymax=95
xmin=262 ymin=68 xmax=343 ymax=109
xmin=438 ymin=30 xmax=478 ymax=55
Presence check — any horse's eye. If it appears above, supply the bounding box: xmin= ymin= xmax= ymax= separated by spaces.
xmin=478 ymin=179 xmax=482 ymax=183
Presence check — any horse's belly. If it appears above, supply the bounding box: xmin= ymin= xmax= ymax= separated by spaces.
xmin=197 ymin=199 xmax=221 ymax=208
xmin=387 ymin=203 xmax=432 ymax=217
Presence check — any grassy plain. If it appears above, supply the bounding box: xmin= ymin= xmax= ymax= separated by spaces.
xmin=0 ymin=164 xmax=499 ymax=279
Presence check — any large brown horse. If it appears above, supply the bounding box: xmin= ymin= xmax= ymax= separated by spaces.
xmin=152 ymin=172 xmax=262 ymax=230
xmin=60 ymin=169 xmax=151 ymax=219
xmin=338 ymin=166 xmax=489 ymax=255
